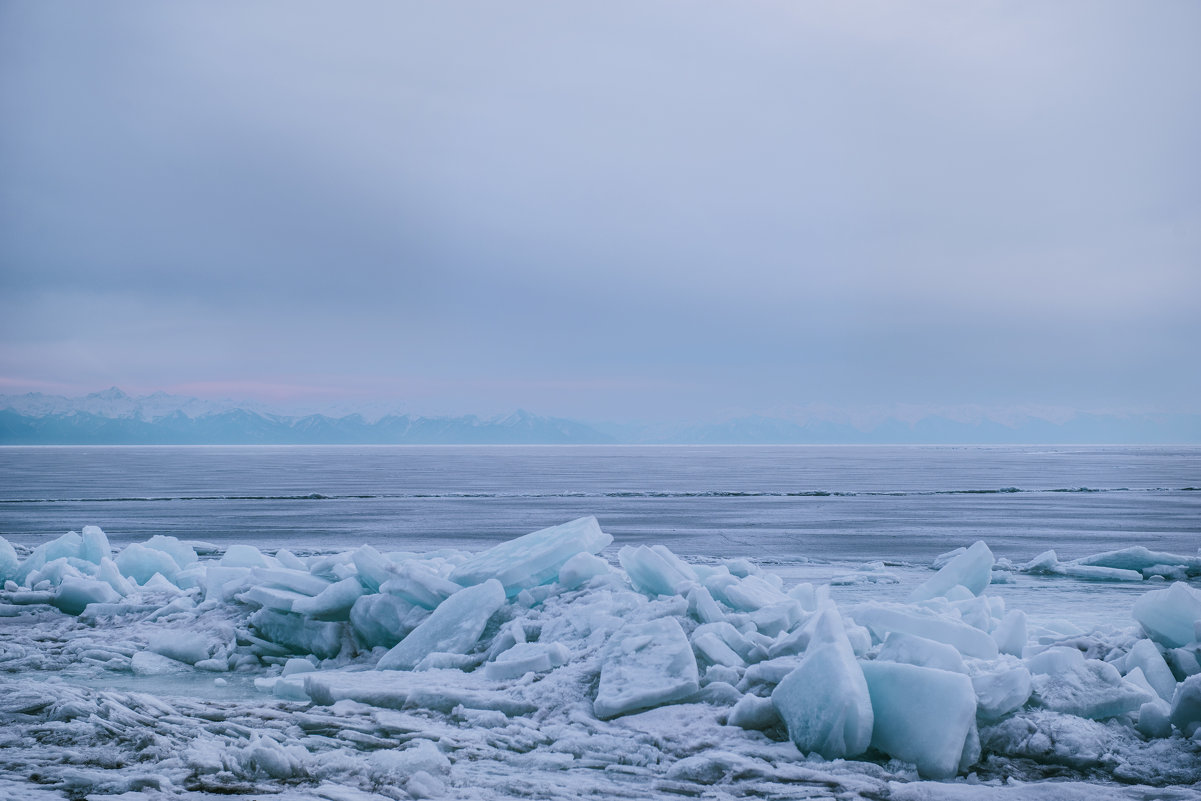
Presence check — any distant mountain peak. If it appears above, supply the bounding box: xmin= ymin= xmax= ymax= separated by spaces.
xmin=89 ymin=386 xmax=130 ymax=400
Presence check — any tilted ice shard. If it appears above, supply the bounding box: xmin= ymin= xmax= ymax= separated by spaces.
xmin=378 ymin=579 xmax=506 ymax=671
xmin=291 ymin=577 xmax=364 ymax=621
xmin=351 ymin=545 xmax=392 ymax=592
xmin=910 ymin=540 xmax=994 ymax=602
xmin=594 ymin=616 xmax=699 ymax=719
xmin=991 ymin=609 xmax=1027 ymax=656
xmin=692 ymin=631 xmax=745 ymax=668
xmin=861 ymin=660 xmax=978 ymax=779
xmin=250 ymin=567 xmax=332 ymax=597
xmin=770 ymin=606 xmax=873 ymax=760
xmin=1133 ymin=582 xmax=1201 ymax=648
xmin=1125 ymin=638 xmax=1179 ymax=703
xmin=449 ymin=516 xmax=612 ymax=597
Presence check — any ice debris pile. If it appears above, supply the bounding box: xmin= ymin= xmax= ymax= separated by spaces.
xmin=2 ymin=519 xmax=1201 ymax=798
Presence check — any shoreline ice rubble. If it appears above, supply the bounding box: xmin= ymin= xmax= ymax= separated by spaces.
xmin=1 ymin=519 xmax=1200 ymax=800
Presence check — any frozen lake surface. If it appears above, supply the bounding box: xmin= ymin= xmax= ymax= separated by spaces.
xmin=3 ymin=444 xmax=1199 ymax=559
xmin=1 ymin=446 xmax=1199 ymax=800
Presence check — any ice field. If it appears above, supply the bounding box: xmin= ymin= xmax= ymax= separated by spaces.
xmin=2 ymin=513 xmax=1201 ymax=800
xmin=1 ymin=445 xmax=1199 ymax=799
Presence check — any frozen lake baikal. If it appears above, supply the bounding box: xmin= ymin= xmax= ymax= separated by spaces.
xmin=1 ymin=445 xmax=1199 ymax=800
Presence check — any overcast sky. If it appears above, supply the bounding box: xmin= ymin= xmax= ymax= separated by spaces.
xmin=1 ymin=1 xmax=1198 ymax=421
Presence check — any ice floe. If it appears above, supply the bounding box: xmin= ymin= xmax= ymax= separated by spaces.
xmin=0 ymin=515 xmax=1199 ymax=800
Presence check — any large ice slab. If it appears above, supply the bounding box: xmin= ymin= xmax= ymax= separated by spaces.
xmin=909 ymin=541 xmax=994 ymax=602
xmin=52 ymin=576 xmax=121 ymax=615
xmin=1074 ymin=546 xmax=1201 ymax=575
xmin=851 ymin=603 xmax=998 ymax=659
xmin=378 ymin=579 xmax=506 ymax=671
xmin=770 ymin=607 xmax=872 ymax=760
xmin=594 ymin=616 xmax=699 ymax=719
xmin=1133 ymin=582 xmax=1201 ymax=648
xmin=305 ymin=668 xmax=537 ymax=715
xmin=1019 ymin=550 xmax=1145 ymax=582
xmin=860 ymin=660 xmax=978 ymax=779
xmin=448 ymin=516 xmax=612 ymax=597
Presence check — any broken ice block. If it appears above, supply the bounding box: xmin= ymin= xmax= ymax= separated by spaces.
xmin=350 ymin=594 xmax=430 ymax=648
xmin=1125 ymin=638 xmax=1178 ymax=703
xmin=79 ymin=525 xmax=111 ymax=565
xmin=115 ymin=543 xmax=180 ymax=585
xmin=852 ymin=603 xmax=998 ymax=659
xmin=771 ymin=607 xmax=872 ymax=760
xmin=483 ymin=642 xmax=570 ymax=680
xmin=594 ymin=616 xmax=699 ymax=719
xmin=909 ymin=541 xmax=994 ymax=602
xmin=1133 ymin=582 xmax=1201 ymax=648
xmin=0 ymin=536 xmax=18 ymax=584
xmin=1030 ymin=656 xmax=1154 ymax=719
xmin=378 ymin=579 xmax=506 ymax=671
xmin=618 ymin=544 xmax=698 ymax=597
xmin=380 ymin=562 xmax=462 ymax=609
xmin=52 ymin=576 xmax=121 ymax=615
xmin=291 ymin=577 xmax=363 ymax=621
xmin=876 ymin=631 xmax=967 ymax=674
xmin=449 ymin=516 xmax=612 ymax=597
xmin=861 ymin=660 xmax=978 ymax=779
xmin=971 ymin=665 xmax=1031 ymax=721
xmin=1170 ymin=674 xmax=1201 ymax=737
xmin=249 ymin=608 xmax=344 ymax=659
xmin=557 ymin=551 xmax=609 ymax=589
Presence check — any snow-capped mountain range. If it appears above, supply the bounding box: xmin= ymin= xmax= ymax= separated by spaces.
xmin=1 ymin=388 xmax=1198 ymax=444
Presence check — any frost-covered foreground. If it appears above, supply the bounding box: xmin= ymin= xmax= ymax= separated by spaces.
xmin=1 ymin=518 xmax=1200 ymax=801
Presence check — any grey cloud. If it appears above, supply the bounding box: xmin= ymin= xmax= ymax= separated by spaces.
xmin=1 ymin=0 xmax=1198 ymax=418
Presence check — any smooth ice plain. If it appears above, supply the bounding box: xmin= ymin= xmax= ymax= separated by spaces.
xmin=2 ymin=515 xmax=1201 ymax=800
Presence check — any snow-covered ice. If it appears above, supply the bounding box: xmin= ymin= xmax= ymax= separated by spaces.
xmin=1 ymin=517 xmax=1200 ymax=800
